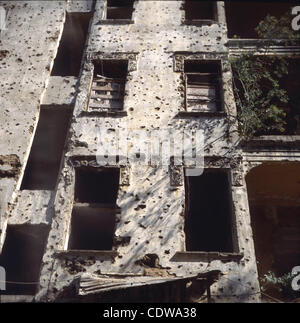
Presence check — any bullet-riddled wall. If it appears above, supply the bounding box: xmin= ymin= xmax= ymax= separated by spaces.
xmin=0 ymin=1 xmax=263 ymax=303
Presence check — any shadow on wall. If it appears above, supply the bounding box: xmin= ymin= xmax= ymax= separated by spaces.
xmin=0 ymin=224 xmax=49 ymax=295
xmin=51 ymin=12 xmax=92 ymax=77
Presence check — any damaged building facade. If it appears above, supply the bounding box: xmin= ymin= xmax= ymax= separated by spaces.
xmin=0 ymin=0 xmax=299 ymax=302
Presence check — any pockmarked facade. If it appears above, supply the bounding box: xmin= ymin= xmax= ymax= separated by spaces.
xmin=0 ymin=0 xmax=299 ymax=303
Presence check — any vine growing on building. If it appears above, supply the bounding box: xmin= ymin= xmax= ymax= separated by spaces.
xmin=260 ymin=271 xmax=300 ymax=301
xmin=230 ymin=11 xmax=300 ymax=138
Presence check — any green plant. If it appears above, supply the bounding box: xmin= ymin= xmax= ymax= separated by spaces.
xmin=231 ymin=54 xmax=289 ymax=138
xmin=260 ymin=271 xmax=300 ymax=301
xmin=231 ymin=11 xmax=299 ymax=138
xmin=255 ymin=11 xmax=300 ymax=42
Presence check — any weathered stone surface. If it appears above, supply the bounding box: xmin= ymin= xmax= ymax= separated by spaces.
xmin=42 ymin=76 xmax=78 ymax=106
xmin=3 ymin=0 xmax=298 ymax=303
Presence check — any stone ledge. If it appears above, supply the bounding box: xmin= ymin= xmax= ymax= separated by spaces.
xmin=8 ymin=190 xmax=53 ymax=225
xmin=184 ymin=19 xmax=219 ymax=26
xmin=176 ymin=111 xmax=226 ymax=118
xmin=0 ymin=295 xmax=34 ymax=303
xmin=241 ymin=135 xmax=300 ymax=150
xmin=227 ymin=39 xmax=300 ymax=54
xmin=172 ymin=251 xmax=244 ymax=262
xmin=42 ymin=76 xmax=78 ymax=106
xmin=73 ymin=202 xmax=121 ymax=210
xmin=80 ymin=111 xmax=127 ymax=117
xmin=54 ymin=250 xmax=119 ymax=258
xmin=227 ymin=38 xmax=300 ymax=46
xmin=97 ymin=19 xmax=134 ymax=25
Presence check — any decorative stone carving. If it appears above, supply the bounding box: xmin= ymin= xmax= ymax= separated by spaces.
xmin=68 ymin=156 xmax=99 ymax=168
xmin=173 ymin=55 xmax=184 ymax=72
xmin=169 ymin=165 xmax=183 ymax=187
xmin=120 ymin=166 xmax=130 ymax=186
xmin=173 ymin=53 xmax=228 ymax=72
xmin=167 ymin=156 xmax=244 ymax=187
xmin=204 ymin=156 xmax=242 ymax=169
xmin=86 ymin=52 xmax=138 ymax=72
xmin=231 ymin=170 xmax=244 ymax=187
xmin=67 ymin=156 xmax=130 ymax=186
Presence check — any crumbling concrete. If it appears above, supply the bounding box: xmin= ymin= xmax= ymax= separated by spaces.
xmin=41 ymin=76 xmax=78 ymax=106
xmin=1 ymin=0 xmax=299 ymax=303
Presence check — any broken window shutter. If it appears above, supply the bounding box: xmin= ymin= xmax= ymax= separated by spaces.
xmin=186 ymin=73 xmax=219 ymax=112
xmin=89 ymin=75 xmax=125 ymax=111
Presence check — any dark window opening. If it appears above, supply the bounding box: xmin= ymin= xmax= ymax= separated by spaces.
xmin=0 ymin=225 xmax=49 ymax=295
xmin=184 ymin=169 xmax=233 ymax=252
xmin=89 ymin=60 xmax=128 ymax=111
xmin=185 ymin=0 xmax=216 ymax=22
xmin=106 ymin=0 xmax=134 ymax=20
xmin=184 ymin=60 xmax=222 ymax=112
xmin=68 ymin=206 xmax=116 ymax=250
xmin=232 ymin=56 xmax=300 ymax=136
xmin=94 ymin=60 xmax=128 ymax=79
xmin=51 ymin=12 xmax=92 ymax=77
xmin=279 ymin=58 xmax=300 ymax=135
xmin=74 ymin=167 xmax=120 ymax=204
xmin=246 ymin=163 xmax=300 ymax=301
xmin=225 ymin=1 xmax=294 ymax=39
xmin=69 ymin=167 xmax=120 ymax=251
xmin=21 ymin=106 xmax=72 ymax=190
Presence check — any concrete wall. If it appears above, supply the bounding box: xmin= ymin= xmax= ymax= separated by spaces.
xmin=0 ymin=0 xmax=269 ymax=302
xmin=0 ymin=0 xmax=68 ymax=250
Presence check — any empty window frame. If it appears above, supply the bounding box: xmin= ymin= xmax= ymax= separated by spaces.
xmin=51 ymin=12 xmax=92 ymax=77
xmin=89 ymin=60 xmax=128 ymax=112
xmin=225 ymin=1 xmax=294 ymax=39
xmin=184 ymin=60 xmax=222 ymax=112
xmin=231 ymin=56 xmax=300 ymax=135
xmin=0 ymin=225 xmax=49 ymax=295
xmin=68 ymin=167 xmax=120 ymax=251
xmin=279 ymin=58 xmax=300 ymax=135
xmin=185 ymin=0 xmax=216 ymax=22
xmin=74 ymin=167 xmax=120 ymax=204
xmin=21 ymin=106 xmax=72 ymax=190
xmin=106 ymin=0 xmax=134 ymax=20
xmin=246 ymin=162 xmax=300 ymax=294
xmin=184 ymin=169 xmax=234 ymax=252
xmin=68 ymin=206 xmax=117 ymax=250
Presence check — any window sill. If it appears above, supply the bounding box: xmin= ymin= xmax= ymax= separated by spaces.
xmin=227 ymin=39 xmax=300 ymax=53
xmin=73 ymin=203 xmax=121 ymax=211
xmin=184 ymin=19 xmax=218 ymax=26
xmin=227 ymin=38 xmax=296 ymax=46
xmin=171 ymin=251 xmax=243 ymax=262
xmin=55 ymin=250 xmax=119 ymax=258
xmin=80 ymin=110 xmax=127 ymax=117
xmin=241 ymin=135 xmax=300 ymax=150
xmin=176 ymin=111 xmax=226 ymax=118
xmin=0 ymin=295 xmax=35 ymax=303
xmin=98 ymin=19 xmax=134 ymax=25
